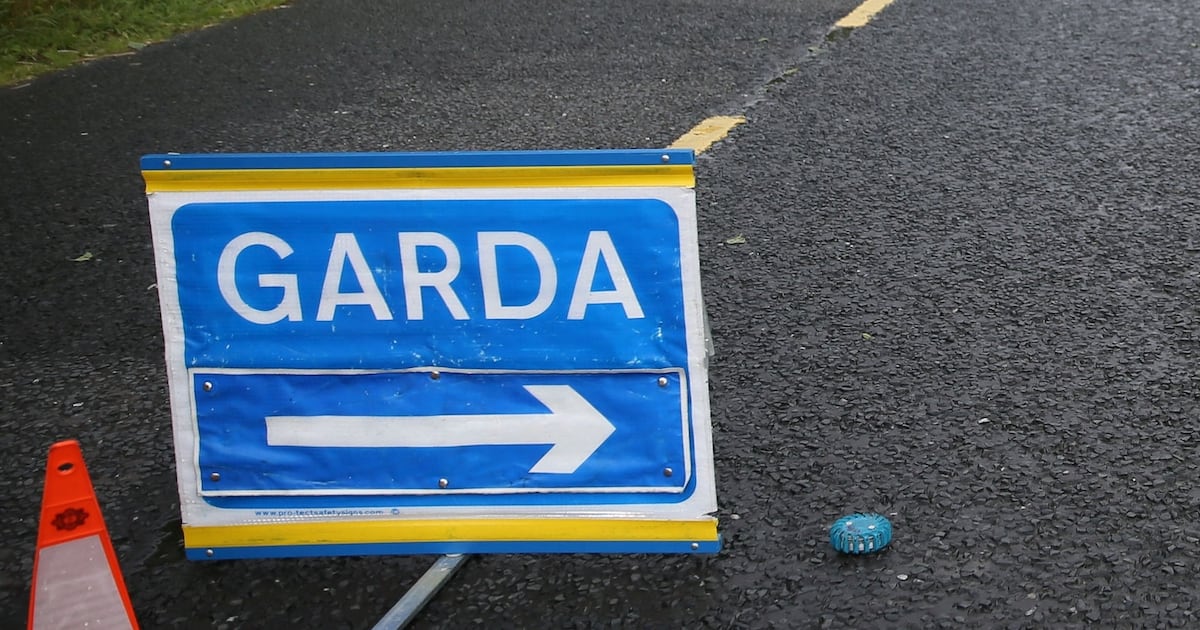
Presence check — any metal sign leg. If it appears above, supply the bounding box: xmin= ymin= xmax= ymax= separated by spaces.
xmin=372 ymin=554 xmax=469 ymax=630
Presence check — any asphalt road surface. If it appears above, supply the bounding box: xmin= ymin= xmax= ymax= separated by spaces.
xmin=4 ymin=0 xmax=1200 ymax=627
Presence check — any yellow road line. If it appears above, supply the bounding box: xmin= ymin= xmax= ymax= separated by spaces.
xmin=836 ymin=0 xmax=896 ymax=29
xmin=668 ymin=115 xmax=746 ymax=155
xmin=671 ymin=1 xmax=898 ymax=154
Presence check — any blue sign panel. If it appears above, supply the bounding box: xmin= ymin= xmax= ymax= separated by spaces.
xmin=171 ymin=198 xmax=685 ymax=371
xmin=166 ymin=194 xmax=702 ymax=508
xmin=193 ymin=370 xmax=687 ymax=500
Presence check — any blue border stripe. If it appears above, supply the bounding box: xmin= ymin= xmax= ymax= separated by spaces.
xmin=141 ymin=149 xmax=695 ymax=171
xmin=187 ymin=538 xmax=721 ymax=560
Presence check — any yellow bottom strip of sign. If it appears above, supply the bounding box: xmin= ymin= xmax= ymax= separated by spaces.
xmin=185 ymin=517 xmax=718 ymax=548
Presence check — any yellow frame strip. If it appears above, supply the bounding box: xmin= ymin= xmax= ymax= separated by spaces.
xmin=184 ymin=517 xmax=718 ymax=548
xmin=143 ymin=165 xmax=695 ymax=192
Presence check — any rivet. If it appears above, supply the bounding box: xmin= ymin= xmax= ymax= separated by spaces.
xmin=163 ymin=159 xmax=172 ymax=168
xmin=205 ymin=549 xmax=214 ymax=557
xmin=438 ymin=478 xmax=449 ymax=488
xmin=663 ymin=467 xmax=673 ymax=477
xmin=210 ymin=472 xmax=221 ymax=482
xmin=661 ymin=154 xmax=671 ymax=163
xmin=690 ymin=542 xmax=700 ymax=550
xmin=430 ymin=371 xmax=441 ymax=381
xmin=657 ymin=376 xmax=668 ymax=387
xmin=202 ymin=381 xmax=213 ymax=392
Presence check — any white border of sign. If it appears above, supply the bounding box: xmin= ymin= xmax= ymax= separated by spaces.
xmin=148 ymin=186 xmax=715 ymax=526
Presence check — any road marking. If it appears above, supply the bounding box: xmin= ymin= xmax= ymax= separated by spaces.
xmin=669 ymin=116 xmax=746 ymax=155
xmin=836 ymin=0 xmax=896 ymax=29
xmin=265 ymin=385 xmax=616 ymax=474
xmin=669 ymin=2 xmax=896 ymax=154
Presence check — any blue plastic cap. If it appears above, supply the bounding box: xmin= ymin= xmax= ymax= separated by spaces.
xmin=830 ymin=513 xmax=893 ymax=555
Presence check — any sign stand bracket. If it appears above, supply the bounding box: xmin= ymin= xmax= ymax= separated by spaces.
xmin=372 ymin=553 xmax=469 ymax=630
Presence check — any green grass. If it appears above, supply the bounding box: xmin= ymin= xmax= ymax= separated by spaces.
xmin=1 ymin=0 xmax=288 ymax=86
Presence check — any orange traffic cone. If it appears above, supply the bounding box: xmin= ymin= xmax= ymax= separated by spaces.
xmin=28 ymin=440 xmax=138 ymax=630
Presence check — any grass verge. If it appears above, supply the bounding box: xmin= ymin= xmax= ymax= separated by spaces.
xmin=1 ymin=0 xmax=288 ymax=86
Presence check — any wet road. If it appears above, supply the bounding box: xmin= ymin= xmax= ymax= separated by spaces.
xmin=4 ymin=0 xmax=1200 ymax=627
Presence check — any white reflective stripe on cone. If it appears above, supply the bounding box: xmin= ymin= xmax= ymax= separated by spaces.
xmin=32 ymin=534 xmax=134 ymax=630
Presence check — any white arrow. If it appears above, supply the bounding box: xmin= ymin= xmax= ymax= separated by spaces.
xmin=264 ymin=384 xmax=616 ymax=474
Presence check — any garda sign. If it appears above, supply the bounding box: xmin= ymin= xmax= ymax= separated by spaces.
xmin=143 ymin=150 xmax=718 ymax=560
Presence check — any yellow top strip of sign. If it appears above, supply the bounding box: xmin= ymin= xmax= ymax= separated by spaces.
xmin=184 ymin=517 xmax=718 ymax=548
xmin=143 ymin=164 xmax=695 ymax=192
